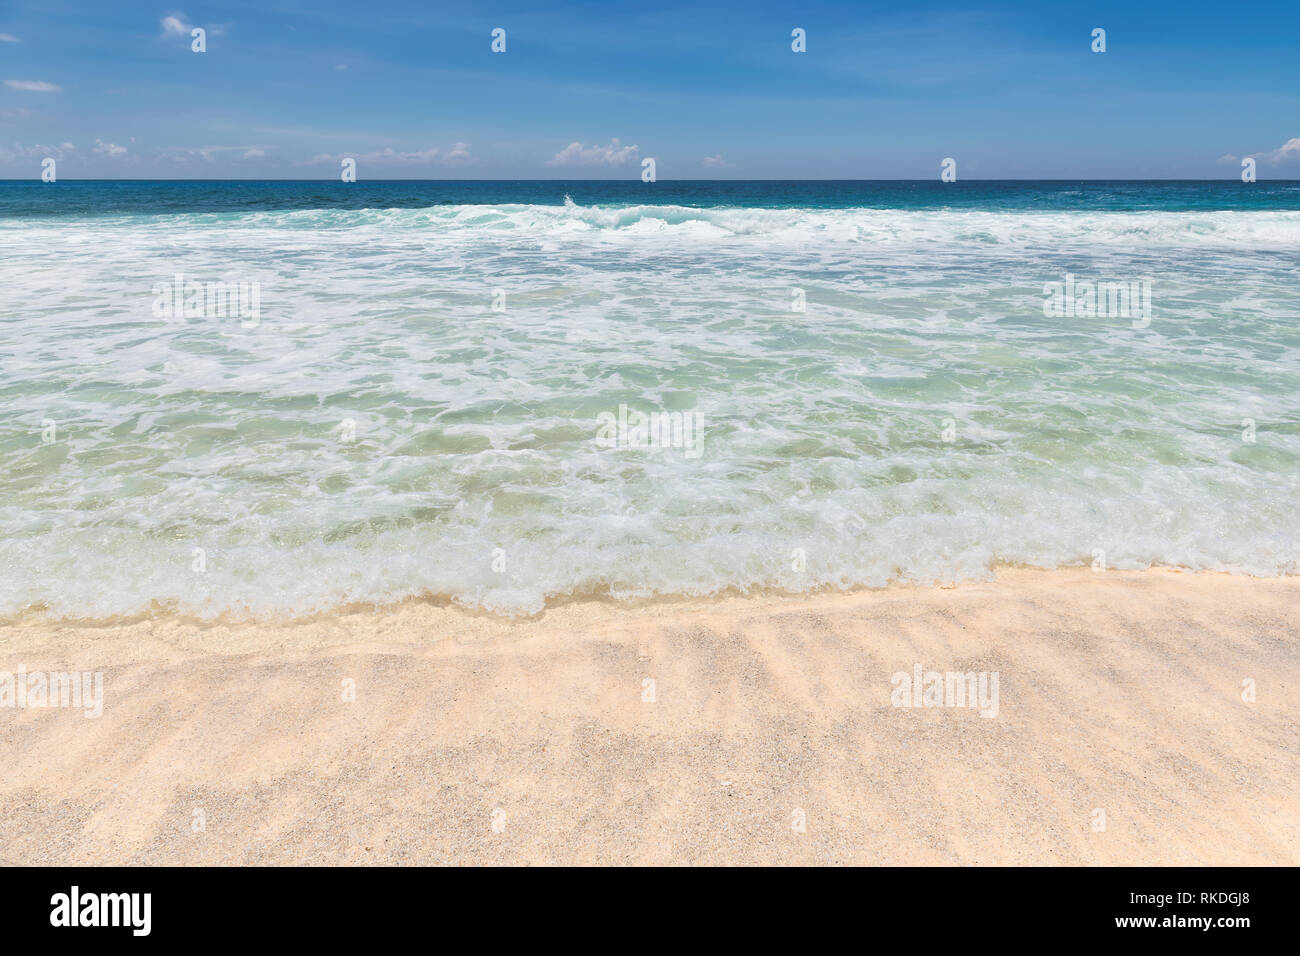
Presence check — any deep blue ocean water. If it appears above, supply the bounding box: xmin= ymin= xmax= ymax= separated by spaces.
xmin=3 ymin=179 xmax=1300 ymax=217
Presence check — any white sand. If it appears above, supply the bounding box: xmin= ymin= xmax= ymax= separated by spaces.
xmin=1 ymin=568 xmax=1296 ymax=865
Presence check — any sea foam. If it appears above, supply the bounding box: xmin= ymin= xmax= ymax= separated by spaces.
xmin=1 ymin=201 xmax=1296 ymax=619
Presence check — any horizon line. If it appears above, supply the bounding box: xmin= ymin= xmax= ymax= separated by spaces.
xmin=2 ymin=177 xmax=1294 ymax=184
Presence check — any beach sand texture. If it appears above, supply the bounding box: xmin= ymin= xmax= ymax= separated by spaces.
xmin=1 ymin=568 xmax=1296 ymax=865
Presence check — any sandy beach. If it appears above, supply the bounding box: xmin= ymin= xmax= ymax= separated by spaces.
xmin=1 ymin=568 xmax=1296 ymax=866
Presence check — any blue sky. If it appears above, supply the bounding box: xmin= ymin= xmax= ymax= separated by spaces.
xmin=1 ymin=0 xmax=1298 ymax=178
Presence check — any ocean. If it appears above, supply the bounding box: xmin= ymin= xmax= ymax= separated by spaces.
xmin=1 ymin=180 xmax=1297 ymax=619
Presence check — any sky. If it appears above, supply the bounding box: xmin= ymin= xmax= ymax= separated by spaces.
xmin=1 ymin=0 xmax=1298 ymax=179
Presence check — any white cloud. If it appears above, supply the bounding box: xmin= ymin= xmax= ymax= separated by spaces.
xmin=0 ymin=34 xmax=21 ymax=43
xmin=4 ymin=80 xmax=61 ymax=92
xmin=361 ymin=147 xmax=443 ymax=164
xmin=94 ymin=139 xmax=127 ymax=157
xmin=161 ymin=14 xmax=193 ymax=36
xmin=0 ymin=142 xmax=77 ymax=164
xmin=547 ymin=138 xmax=639 ymax=167
xmin=1224 ymin=135 xmax=1300 ymax=167
xmin=333 ymin=64 xmax=348 ymax=71
xmin=297 ymin=144 xmax=472 ymax=166
xmin=1261 ymin=136 xmax=1300 ymax=164
xmin=442 ymin=142 xmax=471 ymax=163
xmin=158 ymin=144 xmax=266 ymax=163
xmin=701 ymin=154 xmax=731 ymax=168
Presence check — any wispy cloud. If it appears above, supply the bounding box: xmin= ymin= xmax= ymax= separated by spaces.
xmin=158 ymin=144 xmax=268 ymax=163
xmin=443 ymin=143 xmax=471 ymax=163
xmin=701 ymin=154 xmax=731 ymax=169
xmin=0 ymin=33 xmax=21 ymax=43
xmin=1260 ymin=136 xmax=1300 ymax=164
xmin=547 ymin=138 xmax=639 ymax=167
xmin=160 ymin=13 xmax=193 ymax=37
xmin=93 ymin=139 xmax=127 ymax=157
xmin=1221 ymin=134 xmax=1300 ymax=166
xmin=0 ymin=142 xmax=76 ymax=164
xmin=298 ymin=144 xmax=472 ymax=167
xmin=4 ymin=80 xmax=61 ymax=92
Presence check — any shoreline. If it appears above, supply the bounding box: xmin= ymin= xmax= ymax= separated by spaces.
xmin=3 ymin=562 xmax=1293 ymax=631
xmin=2 ymin=568 xmax=1297 ymax=865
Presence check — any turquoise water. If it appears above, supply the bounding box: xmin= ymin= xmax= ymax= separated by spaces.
xmin=6 ymin=179 xmax=1300 ymax=215
xmin=1 ymin=182 xmax=1297 ymax=618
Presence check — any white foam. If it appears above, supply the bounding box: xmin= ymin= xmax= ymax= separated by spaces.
xmin=0 ymin=202 xmax=1296 ymax=619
